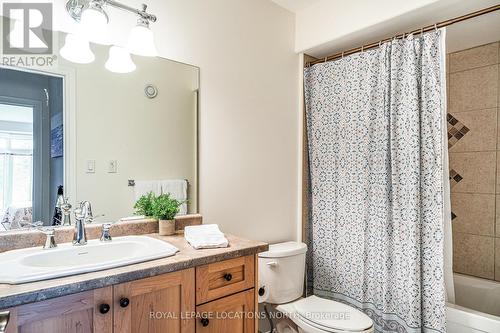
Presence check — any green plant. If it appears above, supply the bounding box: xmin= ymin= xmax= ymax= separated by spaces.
xmin=151 ymin=193 xmax=182 ymax=220
xmin=133 ymin=191 xmax=155 ymax=217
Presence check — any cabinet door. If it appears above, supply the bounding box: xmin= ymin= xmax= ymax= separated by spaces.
xmin=196 ymin=289 xmax=254 ymax=333
xmin=3 ymin=287 xmax=112 ymax=333
xmin=113 ymin=268 xmax=195 ymax=333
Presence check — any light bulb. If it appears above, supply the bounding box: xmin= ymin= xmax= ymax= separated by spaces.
xmin=105 ymin=46 xmax=136 ymax=73
xmin=127 ymin=19 xmax=157 ymax=57
xmin=60 ymin=33 xmax=95 ymax=64
xmin=80 ymin=2 xmax=110 ymax=45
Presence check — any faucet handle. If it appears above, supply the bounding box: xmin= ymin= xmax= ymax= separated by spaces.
xmin=100 ymin=223 xmax=112 ymax=242
xmin=37 ymin=227 xmax=57 ymax=249
xmin=0 ymin=311 xmax=10 ymax=333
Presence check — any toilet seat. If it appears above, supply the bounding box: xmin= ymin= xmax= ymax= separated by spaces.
xmin=276 ymin=296 xmax=374 ymax=333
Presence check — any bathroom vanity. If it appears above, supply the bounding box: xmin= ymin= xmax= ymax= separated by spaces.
xmin=0 ymin=233 xmax=268 ymax=333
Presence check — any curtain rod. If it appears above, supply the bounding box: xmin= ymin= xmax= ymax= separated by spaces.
xmin=306 ymin=4 xmax=500 ymax=67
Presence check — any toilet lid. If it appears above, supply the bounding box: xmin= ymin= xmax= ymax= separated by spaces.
xmin=293 ymin=296 xmax=373 ymax=332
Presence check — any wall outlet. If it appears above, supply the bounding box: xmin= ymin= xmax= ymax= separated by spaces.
xmin=108 ymin=160 xmax=118 ymax=173
xmin=86 ymin=160 xmax=95 ymax=173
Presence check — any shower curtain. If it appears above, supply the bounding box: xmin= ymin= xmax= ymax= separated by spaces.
xmin=304 ymin=30 xmax=447 ymax=333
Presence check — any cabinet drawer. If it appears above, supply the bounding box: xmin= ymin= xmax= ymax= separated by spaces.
xmin=196 ymin=255 xmax=254 ymax=304
xmin=196 ymin=289 xmax=255 ymax=333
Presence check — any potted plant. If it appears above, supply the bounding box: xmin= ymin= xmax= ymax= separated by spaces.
xmin=133 ymin=191 xmax=155 ymax=218
xmin=151 ymin=193 xmax=183 ymax=235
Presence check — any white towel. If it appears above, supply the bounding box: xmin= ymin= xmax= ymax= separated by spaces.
xmin=134 ymin=179 xmax=188 ymax=215
xmin=184 ymin=224 xmax=229 ymax=249
xmin=159 ymin=180 xmax=187 ymax=215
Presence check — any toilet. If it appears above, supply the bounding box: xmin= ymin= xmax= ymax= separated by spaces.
xmin=258 ymin=242 xmax=374 ymax=333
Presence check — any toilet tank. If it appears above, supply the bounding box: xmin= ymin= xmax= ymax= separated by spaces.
xmin=258 ymin=241 xmax=307 ymax=304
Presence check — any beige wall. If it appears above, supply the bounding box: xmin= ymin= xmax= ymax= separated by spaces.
xmin=52 ymin=0 xmax=299 ymax=243
xmin=447 ymin=41 xmax=500 ymax=281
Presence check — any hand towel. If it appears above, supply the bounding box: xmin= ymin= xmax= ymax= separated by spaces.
xmin=159 ymin=179 xmax=188 ymax=215
xmin=184 ymin=224 xmax=229 ymax=249
xmin=134 ymin=179 xmax=188 ymax=215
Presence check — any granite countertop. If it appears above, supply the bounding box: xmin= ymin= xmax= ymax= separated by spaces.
xmin=0 ymin=233 xmax=268 ymax=309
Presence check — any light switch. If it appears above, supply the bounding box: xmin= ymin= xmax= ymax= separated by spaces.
xmin=108 ymin=160 xmax=117 ymax=173
xmin=86 ymin=160 xmax=95 ymax=173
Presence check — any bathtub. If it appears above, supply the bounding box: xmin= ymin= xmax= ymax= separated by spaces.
xmin=446 ymin=274 xmax=500 ymax=332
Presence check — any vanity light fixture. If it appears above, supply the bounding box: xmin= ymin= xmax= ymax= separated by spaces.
xmin=105 ymin=46 xmax=136 ymax=73
xmin=79 ymin=0 xmax=110 ymax=45
xmin=60 ymin=33 xmax=95 ymax=64
xmin=127 ymin=17 xmax=158 ymax=57
xmin=63 ymin=0 xmax=158 ymax=72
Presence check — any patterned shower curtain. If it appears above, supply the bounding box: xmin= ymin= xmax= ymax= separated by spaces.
xmin=304 ymin=30 xmax=447 ymax=333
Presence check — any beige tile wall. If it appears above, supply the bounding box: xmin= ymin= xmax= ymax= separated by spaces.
xmin=448 ymin=41 xmax=500 ymax=281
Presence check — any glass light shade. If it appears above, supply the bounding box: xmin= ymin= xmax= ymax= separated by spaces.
xmin=105 ymin=46 xmax=136 ymax=73
xmin=127 ymin=24 xmax=158 ymax=57
xmin=80 ymin=6 xmax=110 ymax=45
xmin=60 ymin=33 xmax=95 ymax=64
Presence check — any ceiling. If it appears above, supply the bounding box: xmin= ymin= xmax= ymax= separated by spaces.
xmin=271 ymin=0 xmax=500 ymax=56
xmin=270 ymin=0 xmax=318 ymax=13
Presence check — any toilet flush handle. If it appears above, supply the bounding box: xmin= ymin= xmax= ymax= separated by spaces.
xmin=266 ymin=261 xmax=278 ymax=267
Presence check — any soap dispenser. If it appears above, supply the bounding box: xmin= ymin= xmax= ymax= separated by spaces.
xmin=52 ymin=185 xmax=64 ymax=225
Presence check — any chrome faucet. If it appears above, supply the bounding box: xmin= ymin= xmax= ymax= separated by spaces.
xmin=80 ymin=201 xmax=94 ymax=223
xmin=72 ymin=201 xmax=93 ymax=246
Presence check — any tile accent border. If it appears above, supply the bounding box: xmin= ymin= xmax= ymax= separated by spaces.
xmin=447 ymin=113 xmax=470 ymax=148
xmin=449 ymin=169 xmax=463 ymax=188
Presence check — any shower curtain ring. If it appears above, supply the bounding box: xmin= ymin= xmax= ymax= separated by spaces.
xmin=324 ymin=56 xmax=327 ymax=63
xmin=361 ymin=45 xmax=364 ymax=53
xmin=341 ymin=51 xmax=344 ymax=58
xmin=434 ymin=23 xmax=438 ymax=31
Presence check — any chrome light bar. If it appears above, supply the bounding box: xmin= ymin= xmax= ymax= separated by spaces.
xmin=66 ymin=0 xmax=157 ymax=24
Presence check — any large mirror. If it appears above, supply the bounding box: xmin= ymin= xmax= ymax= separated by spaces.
xmin=0 ymin=29 xmax=199 ymax=231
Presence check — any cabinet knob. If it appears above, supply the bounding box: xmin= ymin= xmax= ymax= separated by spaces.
xmin=119 ymin=298 xmax=130 ymax=308
xmin=200 ymin=318 xmax=210 ymax=327
xmin=99 ymin=303 xmax=110 ymax=314
xmin=223 ymin=273 xmax=232 ymax=281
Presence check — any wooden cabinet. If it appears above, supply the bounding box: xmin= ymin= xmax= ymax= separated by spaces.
xmin=2 ymin=255 xmax=258 ymax=333
xmin=4 ymin=287 xmax=113 ymax=333
xmin=113 ymin=268 xmax=195 ymax=333
xmin=195 ymin=289 xmax=255 ymax=333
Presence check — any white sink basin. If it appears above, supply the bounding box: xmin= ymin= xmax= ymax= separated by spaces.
xmin=0 ymin=235 xmax=179 ymax=284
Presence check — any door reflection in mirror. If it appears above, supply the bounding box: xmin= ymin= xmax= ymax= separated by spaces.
xmin=0 ymin=68 xmax=64 ymax=230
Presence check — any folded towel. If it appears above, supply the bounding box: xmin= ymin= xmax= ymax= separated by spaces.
xmin=184 ymin=224 xmax=229 ymax=249
xmin=134 ymin=179 xmax=188 ymax=215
